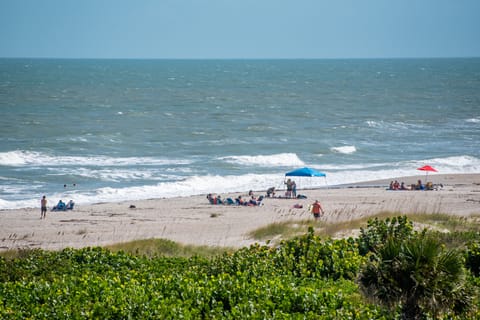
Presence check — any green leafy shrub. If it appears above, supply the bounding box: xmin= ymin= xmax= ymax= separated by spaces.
xmin=0 ymin=235 xmax=382 ymax=318
xmin=273 ymin=227 xmax=364 ymax=280
xmin=465 ymin=240 xmax=480 ymax=276
xmin=357 ymin=215 xmax=414 ymax=255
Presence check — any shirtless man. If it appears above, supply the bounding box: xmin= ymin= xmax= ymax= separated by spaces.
xmin=41 ymin=195 xmax=47 ymax=219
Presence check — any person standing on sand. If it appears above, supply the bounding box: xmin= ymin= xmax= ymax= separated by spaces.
xmin=311 ymin=200 xmax=324 ymax=219
xmin=285 ymin=178 xmax=293 ymax=197
xmin=41 ymin=195 xmax=47 ymax=219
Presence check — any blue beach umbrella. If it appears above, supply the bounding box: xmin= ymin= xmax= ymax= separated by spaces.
xmin=285 ymin=167 xmax=326 ymax=177
xmin=283 ymin=167 xmax=327 ymax=192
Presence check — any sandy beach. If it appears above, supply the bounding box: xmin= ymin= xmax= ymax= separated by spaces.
xmin=1 ymin=173 xmax=479 ymax=252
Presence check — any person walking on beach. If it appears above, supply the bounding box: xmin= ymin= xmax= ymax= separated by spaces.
xmin=41 ymin=195 xmax=47 ymax=219
xmin=311 ymin=200 xmax=324 ymax=219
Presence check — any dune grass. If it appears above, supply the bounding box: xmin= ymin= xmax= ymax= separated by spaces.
xmin=104 ymin=238 xmax=234 ymax=258
xmin=248 ymin=211 xmax=480 ymax=245
xmin=0 ymin=239 xmax=233 ymax=260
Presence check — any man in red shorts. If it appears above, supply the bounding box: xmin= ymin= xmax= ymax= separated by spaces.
xmin=311 ymin=200 xmax=324 ymax=219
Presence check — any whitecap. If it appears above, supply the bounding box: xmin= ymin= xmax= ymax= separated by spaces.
xmin=366 ymin=120 xmax=380 ymax=128
xmin=0 ymin=150 xmax=42 ymax=166
xmin=466 ymin=118 xmax=480 ymax=123
xmin=0 ymin=150 xmax=193 ymax=167
xmin=330 ymin=146 xmax=357 ymax=154
xmin=220 ymin=153 xmax=305 ymax=167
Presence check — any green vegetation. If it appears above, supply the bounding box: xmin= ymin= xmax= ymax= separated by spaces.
xmin=248 ymin=220 xmax=302 ymax=240
xmin=359 ymin=236 xmax=474 ymax=319
xmin=105 ymin=238 xmax=233 ymax=258
xmin=249 ymin=212 xmax=480 ymax=246
xmin=0 ymin=215 xmax=479 ymax=319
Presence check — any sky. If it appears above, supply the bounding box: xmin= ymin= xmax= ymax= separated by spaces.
xmin=1 ymin=0 xmax=479 ymax=59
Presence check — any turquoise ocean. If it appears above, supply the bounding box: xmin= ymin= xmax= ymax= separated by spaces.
xmin=1 ymin=58 xmax=479 ymax=210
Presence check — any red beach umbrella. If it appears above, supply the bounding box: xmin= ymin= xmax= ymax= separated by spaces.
xmin=417 ymin=165 xmax=437 ymax=173
xmin=417 ymin=165 xmax=438 ymax=181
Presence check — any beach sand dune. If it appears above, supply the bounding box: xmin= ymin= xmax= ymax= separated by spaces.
xmin=1 ymin=174 xmax=479 ymax=252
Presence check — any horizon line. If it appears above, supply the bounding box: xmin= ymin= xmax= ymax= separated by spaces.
xmin=1 ymin=56 xmax=480 ymax=61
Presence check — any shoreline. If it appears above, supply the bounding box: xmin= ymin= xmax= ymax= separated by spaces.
xmin=1 ymin=173 xmax=479 ymax=252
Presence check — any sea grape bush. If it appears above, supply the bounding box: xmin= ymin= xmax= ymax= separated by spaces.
xmin=208 ymin=228 xmax=363 ymax=281
xmin=272 ymin=227 xmax=363 ymax=280
xmin=0 ymin=236 xmax=382 ymax=318
xmin=357 ymin=215 xmax=414 ymax=255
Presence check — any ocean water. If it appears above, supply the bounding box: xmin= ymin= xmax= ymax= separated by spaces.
xmin=1 ymin=58 xmax=479 ymax=209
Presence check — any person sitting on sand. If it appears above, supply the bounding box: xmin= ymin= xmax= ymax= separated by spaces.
xmin=52 ymin=200 xmax=66 ymax=211
xmin=235 ymin=196 xmax=244 ymax=205
xmin=393 ymin=180 xmax=400 ymax=190
xmin=66 ymin=200 xmax=75 ymax=210
xmin=207 ymin=194 xmax=222 ymax=205
xmin=207 ymin=194 xmax=214 ymax=204
xmin=400 ymin=182 xmax=408 ymax=190
xmin=415 ymin=180 xmax=424 ymax=190
xmin=266 ymin=187 xmax=276 ymax=197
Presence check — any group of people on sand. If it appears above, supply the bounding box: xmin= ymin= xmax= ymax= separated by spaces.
xmin=388 ymin=180 xmax=409 ymax=190
xmin=40 ymin=195 xmax=75 ymax=219
xmin=52 ymin=199 xmax=75 ymax=211
xmin=207 ymin=193 xmax=264 ymax=206
xmin=206 ymin=188 xmax=326 ymax=220
xmin=284 ymin=179 xmax=297 ymax=198
xmin=389 ymin=179 xmax=436 ymax=191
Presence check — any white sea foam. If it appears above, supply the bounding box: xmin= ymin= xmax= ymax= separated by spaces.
xmin=60 ymin=168 xmax=160 ymax=182
xmin=466 ymin=117 xmax=480 ymax=123
xmin=319 ymin=162 xmax=390 ymax=170
xmin=2 ymin=156 xmax=480 ymax=210
xmin=366 ymin=120 xmax=380 ymax=128
xmin=0 ymin=151 xmax=35 ymax=166
xmin=219 ymin=153 xmax=305 ymax=167
xmin=413 ymin=156 xmax=480 ymax=173
xmin=330 ymin=146 xmax=357 ymax=154
xmin=0 ymin=150 xmax=192 ymax=167
xmin=47 ymin=173 xmax=286 ymax=208
xmin=365 ymin=120 xmax=415 ymax=130
xmin=320 ymin=156 xmax=480 ymax=179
